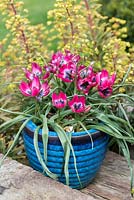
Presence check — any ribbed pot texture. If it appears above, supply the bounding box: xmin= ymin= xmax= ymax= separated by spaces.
xmin=23 ymin=120 xmax=109 ymax=189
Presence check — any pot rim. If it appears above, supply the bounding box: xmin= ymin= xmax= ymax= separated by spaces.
xmin=23 ymin=120 xmax=107 ymax=144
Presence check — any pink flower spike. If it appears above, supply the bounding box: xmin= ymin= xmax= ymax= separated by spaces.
xmin=19 ymin=81 xmax=31 ymax=96
xmin=52 ymin=92 xmax=67 ymax=109
xmin=68 ymin=95 xmax=86 ymax=113
xmin=32 ymin=62 xmax=42 ymax=77
xmin=30 ymin=77 xmax=40 ymax=97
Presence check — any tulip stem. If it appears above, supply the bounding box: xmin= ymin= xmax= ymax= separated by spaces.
xmin=74 ymin=66 xmax=78 ymax=95
xmin=58 ymin=109 xmax=61 ymax=123
xmin=35 ymin=100 xmax=40 ymax=120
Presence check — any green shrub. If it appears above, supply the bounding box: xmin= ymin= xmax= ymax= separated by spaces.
xmin=47 ymin=0 xmax=133 ymax=83
xmin=99 ymin=0 xmax=134 ymax=43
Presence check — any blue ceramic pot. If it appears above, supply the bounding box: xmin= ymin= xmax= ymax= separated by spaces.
xmin=23 ymin=120 xmax=109 ymax=189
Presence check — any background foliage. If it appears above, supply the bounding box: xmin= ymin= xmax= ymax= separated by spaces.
xmin=99 ymin=0 xmax=134 ymax=43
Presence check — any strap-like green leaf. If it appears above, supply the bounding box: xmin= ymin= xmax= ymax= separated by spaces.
xmin=50 ymin=122 xmax=82 ymax=188
xmin=33 ymin=125 xmax=57 ymax=180
xmin=0 ymin=115 xmax=26 ymax=131
xmin=114 ymin=64 xmax=133 ymax=91
xmin=64 ymin=132 xmax=72 ymax=185
xmin=117 ymin=139 xmax=134 ymax=195
xmin=78 ymin=121 xmax=94 ymax=149
xmin=50 ymin=110 xmax=72 ymax=121
xmin=0 ymin=116 xmax=33 ymax=167
xmin=96 ymin=113 xmax=134 ymax=141
xmin=50 ymin=122 xmax=70 ymax=185
xmin=41 ymin=114 xmax=49 ymax=164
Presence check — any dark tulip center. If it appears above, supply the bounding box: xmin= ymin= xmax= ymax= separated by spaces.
xmin=81 ymin=81 xmax=89 ymax=89
xmin=74 ymin=103 xmax=82 ymax=110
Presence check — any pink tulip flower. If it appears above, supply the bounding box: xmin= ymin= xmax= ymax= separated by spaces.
xmin=68 ymin=95 xmax=86 ymax=113
xmin=38 ymin=82 xmax=50 ymax=99
xmin=45 ymin=50 xmax=80 ymax=75
xmin=31 ymin=62 xmax=42 ymax=77
xmin=78 ymin=66 xmax=93 ymax=79
xmin=52 ymin=92 xmax=67 ymax=109
xmin=19 ymin=77 xmax=40 ymax=97
xmin=57 ymin=64 xmax=76 ymax=82
xmin=23 ymin=68 xmax=34 ymax=81
xmin=77 ymin=78 xmax=92 ymax=95
xmin=77 ymin=66 xmax=97 ymax=94
xmin=64 ymin=50 xmax=80 ymax=64
xmin=23 ymin=62 xmax=42 ymax=81
xmin=19 ymin=77 xmax=50 ymax=99
xmin=45 ymin=51 xmax=64 ymax=74
xmin=96 ymin=69 xmax=116 ymax=98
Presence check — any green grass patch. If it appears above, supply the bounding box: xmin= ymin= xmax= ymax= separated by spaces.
xmin=23 ymin=0 xmax=55 ymax=25
xmin=0 ymin=0 xmax=55 ymax=40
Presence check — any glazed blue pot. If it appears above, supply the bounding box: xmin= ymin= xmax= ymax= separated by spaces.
xmin=23 ymin=120 xmax=109 ymax=189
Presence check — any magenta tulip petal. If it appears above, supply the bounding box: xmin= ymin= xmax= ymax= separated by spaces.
xmin=79 ymin=96 xmax=86 ymax=104
xmin=96 ymin=69 xmax=116 ymax=98
xmin=40 ymin=82 xmax=50 ymax=97
xmin=68 ymin=95 xmax=86 ymax=113
xmin=59 ymin=91 xmax=67 ymax=100
xmin=57 ymin=64 xmax=76 ymax=82
xmin=77 ymin=78 xmax=91 ymax=94
xmin=32 ymin=62 xmax=42 ymax=76
xmin=96 ymin=72 xmax=101 ymax=84
xmin=52 ymin=93 xmax=58 ymax=103
xmin=42 ymin=72 xmax=50 ymax=79
xmin=52 ymin=92 xmax=67 ymax=109
xmin=30 ymin=77 xmax=40 ymax=96
xmin=23 ymin=68 xmax=34 ymax=80
xmin=19 ymin=82 xmax=31 ymax=96
xmin=98 ymin=87 xmax=113 ymax=98
xmin=102 ymin=69 xmax=109 ymax=77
